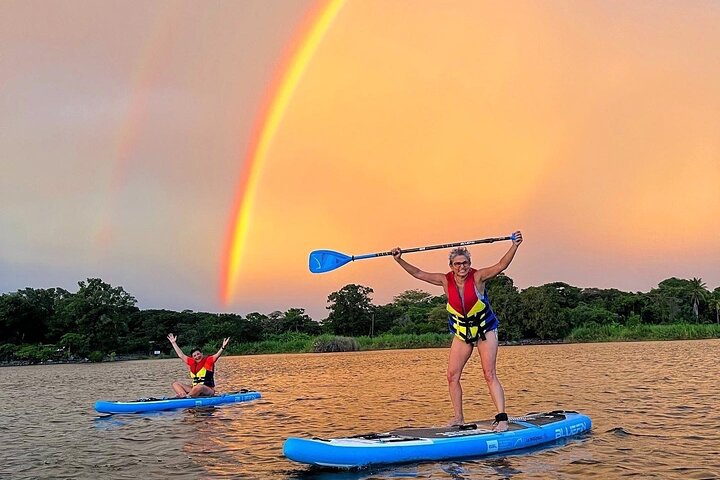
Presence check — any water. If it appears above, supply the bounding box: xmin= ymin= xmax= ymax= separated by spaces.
xmin=1 ymin=340 xmax=718 ymax=479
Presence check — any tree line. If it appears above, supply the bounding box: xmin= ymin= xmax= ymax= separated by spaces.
xmin=1 ymin=275 xmax=718 ymax=363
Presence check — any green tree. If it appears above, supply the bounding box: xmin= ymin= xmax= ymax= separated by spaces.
xmin=216 ymin=312 xmax=266 ymax=342
xmin=579 ymin=288 xmax=642 ymax=324
xmin=709 ymin=289 xmax=720 ymax=324
xmin=426 ymin=305 xmax=450 ymax=334
xmin=242 ymin=312 xmax=268 ymax=341
xmin=371 ymin=303 xmax=403 ymax=335
xmin=0 ymin=343 xmax=15 ymax=361
xmin=392 ymin=290 xmax=435 ymax=309
xmin=15 ymin=344 xmax=56 ymax=364
xmin=640 ymin=290 xmax=679 ymax=324
xmin=568 ymin=303 xmax=618 ymax=327
xmin=0 ymin=294 xmax=35 ymax=344
xmin=487 ymin=274 xmax=523 ymax=340
xmin=386 ymin=289 xmax=441 ymax=334
xmin=325 ymin=284 xmax=374 ymax=336
xmin=59 ymin=332 xmax=90 ymax=358
xmin=55 ymin=278 xmax=138 ymax=355
xmin=519 ymin=283 xmax=580 ymax=339
xmin=0 ymin=288 xmax=68 ymax=344
xmin=688 ymin=277 xmax=708 ymax=323
xmin=125 ymin=309 xmax=186 ymax=353
xmin=260 ymin=311 xmax=285 ymax=337
xmin=280 ymin=308 xmax=321 ymax=334
xmin=642 ymin=278 xmax=689 ymax=324
xmin=174 ymin=311 xmax=225 ymax=350
xmin=642 ymin=277 xmax=710 ymax=324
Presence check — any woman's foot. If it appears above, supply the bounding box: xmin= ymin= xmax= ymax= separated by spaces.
xmin=447 ymin=417 xmax=465 ymax=427
xmin=492 ymin=412 xmax=509 ymax=432
xmin=492 ymin=420 xmax=508 ymax=432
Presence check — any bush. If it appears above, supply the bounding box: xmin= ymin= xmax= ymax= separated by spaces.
xmin=566 ymin=323 xmax=720 ymax=343
xmin=0 ymin=343 xmax=16 ymax=361
xmin=626 ymin=314 xmax=641 ymax=327
xmin=568 ymin=304 xmax=618 ymax=328
xmin=357 ymin=333 xmax=451 ymax=350
xmin=87 ymin=350 xmax=104 ymax=363
xmin=232 ymin=332 xmax=315 ymax=355
xmin=312 ymin=335 xmax=359 ymax=353
xmin=14 ymin=344 xmax=56 ymax=364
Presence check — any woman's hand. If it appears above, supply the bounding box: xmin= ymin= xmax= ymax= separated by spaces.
xmin=512 ymin=231 xmax=523 ymax=247
xmin=167 ymin=333 xmax=177 ymax=344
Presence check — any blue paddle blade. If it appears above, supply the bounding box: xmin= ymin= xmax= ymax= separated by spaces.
xmin=309 ymin=250 xmax=352 ymax=273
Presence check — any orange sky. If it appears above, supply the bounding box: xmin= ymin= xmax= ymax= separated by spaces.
xmin=229 ymin=1 xmax=720 ymax=316
xmin=1 ymin=1 xmax=718 ymax=319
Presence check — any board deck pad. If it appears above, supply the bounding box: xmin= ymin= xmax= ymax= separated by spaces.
xmin=348 ymin=411 xmax=570 ymax=441
xmin=284 ymin=410 xmax=591 ymax=468
xmin=389 ymin=420 xmax=510 ymax=438
xmin=95 ymin=390 xmax=261 ymax=414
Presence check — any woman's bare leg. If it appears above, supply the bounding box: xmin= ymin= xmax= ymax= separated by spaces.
xmin=447 ymin=337 xmax=474 ymax=426
xmin=188 ymin=385 xmax=215 ymax=397
xmin=476 ymin=330 xmax=507 ymax=432
xmin=172 ymin=382 xmax=191 ymax=397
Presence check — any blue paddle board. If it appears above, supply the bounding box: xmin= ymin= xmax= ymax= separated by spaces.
xmin=284 ymin=410 xmax=591 ymax=468
xmin=95 ymin=390 xmax=261 ymax=414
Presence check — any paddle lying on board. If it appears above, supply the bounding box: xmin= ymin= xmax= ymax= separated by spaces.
xmin=309 ymin=234 xmax=515 ymax=274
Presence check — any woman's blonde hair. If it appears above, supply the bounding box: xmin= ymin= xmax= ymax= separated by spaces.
xmin=448 ymin=247 xmax=471 ymax=265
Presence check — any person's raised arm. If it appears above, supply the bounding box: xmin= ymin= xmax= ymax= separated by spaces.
xmin=211 ymin=337 xmax=230 ymax=361
xmin=476 ymin=230 xmax=523 ymax=282
xmin=391 ymin=247 xmax=445 ymax=286
xmin=167 ymin=333 xmax=188 ymax=362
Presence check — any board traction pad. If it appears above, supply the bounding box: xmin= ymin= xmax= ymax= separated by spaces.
xmin=336 ymin=412 xmax=569 ymax=442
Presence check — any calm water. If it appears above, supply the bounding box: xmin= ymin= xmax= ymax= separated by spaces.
xmin=1 ymin=340 xmax=718 ymax=479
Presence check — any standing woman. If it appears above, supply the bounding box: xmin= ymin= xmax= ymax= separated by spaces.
xmin=391 ymin=231 xmax=523 ymax=431
xmin=167 ymin=333 xmax=230 ymax=398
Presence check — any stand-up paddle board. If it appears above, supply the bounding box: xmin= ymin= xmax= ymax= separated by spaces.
xmin=95 ymin=389 xmax=261 ymax=414
xmin=284 ymin=410 xmax=591 ymax=468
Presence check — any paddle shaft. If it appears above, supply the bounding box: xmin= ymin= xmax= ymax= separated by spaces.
xmin=353 ymin=235 xmax=514 ymax=261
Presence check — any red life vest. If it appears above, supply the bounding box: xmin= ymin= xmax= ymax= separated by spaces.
xmin=446 ymin=268 xmax=497 ymax=342
xmin=186 ymin=355 xmax=216 ymax=387
xmin=446 ymin=268 xmax=484 ymax=318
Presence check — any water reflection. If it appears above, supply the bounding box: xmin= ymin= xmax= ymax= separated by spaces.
xmin=0 ymin=340 xmax=718 ymax=479
xmin=283 ymin=434 xmax=594 ymax=479
xmin=93 ymin=407 xmax=217 ymax=430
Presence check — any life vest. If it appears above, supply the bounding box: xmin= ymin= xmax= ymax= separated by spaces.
xmin=446 ymin=268 xmax=497 ymax=343
xmin=186 ymin=355 xmax=215 ymax=387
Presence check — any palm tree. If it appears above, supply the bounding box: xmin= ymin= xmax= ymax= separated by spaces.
xmin=709 ymin=295 xmax=720 ymax=324
xmin=688 ymin=278 xmax=708 ymax=323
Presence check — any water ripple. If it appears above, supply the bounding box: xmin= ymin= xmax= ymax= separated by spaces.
xmin=0 ymin=340 xmax=718 ymax=479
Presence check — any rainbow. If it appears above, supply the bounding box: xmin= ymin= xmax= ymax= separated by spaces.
xmin=220 ymin=0 xmax=346 ymax=304
xmin=95 ymin=8 xmax=181 ymax=249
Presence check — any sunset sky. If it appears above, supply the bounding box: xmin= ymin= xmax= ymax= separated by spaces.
xmin=2 ymin=0 xmax=719 ymax=320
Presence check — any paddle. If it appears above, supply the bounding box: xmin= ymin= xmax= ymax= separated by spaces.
xmin=309 ymin=234 xmax=516 ymax=274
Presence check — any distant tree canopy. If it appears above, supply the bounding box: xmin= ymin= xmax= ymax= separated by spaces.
xmin=0 ymin=275 xmax=717 ymax=363
xmin=324 ymin=284 xmax=375 ymax=337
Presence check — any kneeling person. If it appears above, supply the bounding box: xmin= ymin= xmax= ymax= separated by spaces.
xmin=167 ymin=333 xmax=230 ymax=397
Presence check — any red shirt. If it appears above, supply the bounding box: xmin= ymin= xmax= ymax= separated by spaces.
xmin=186 ymin=355 xmax=215 ymax=373
xmin=186 ymin=355 xmax=216 ymax=387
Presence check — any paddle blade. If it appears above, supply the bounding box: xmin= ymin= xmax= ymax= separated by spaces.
xmin=309 ymin=250 xmax=352 ymax=273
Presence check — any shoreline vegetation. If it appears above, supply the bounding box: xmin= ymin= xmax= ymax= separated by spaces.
xmin=1 ymin=275 xmax=719 ymax=366
xmin=2 ymin=325 xmax=719 ymax=367
xmin=225 ymin=324 xmax=720 ymax=355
